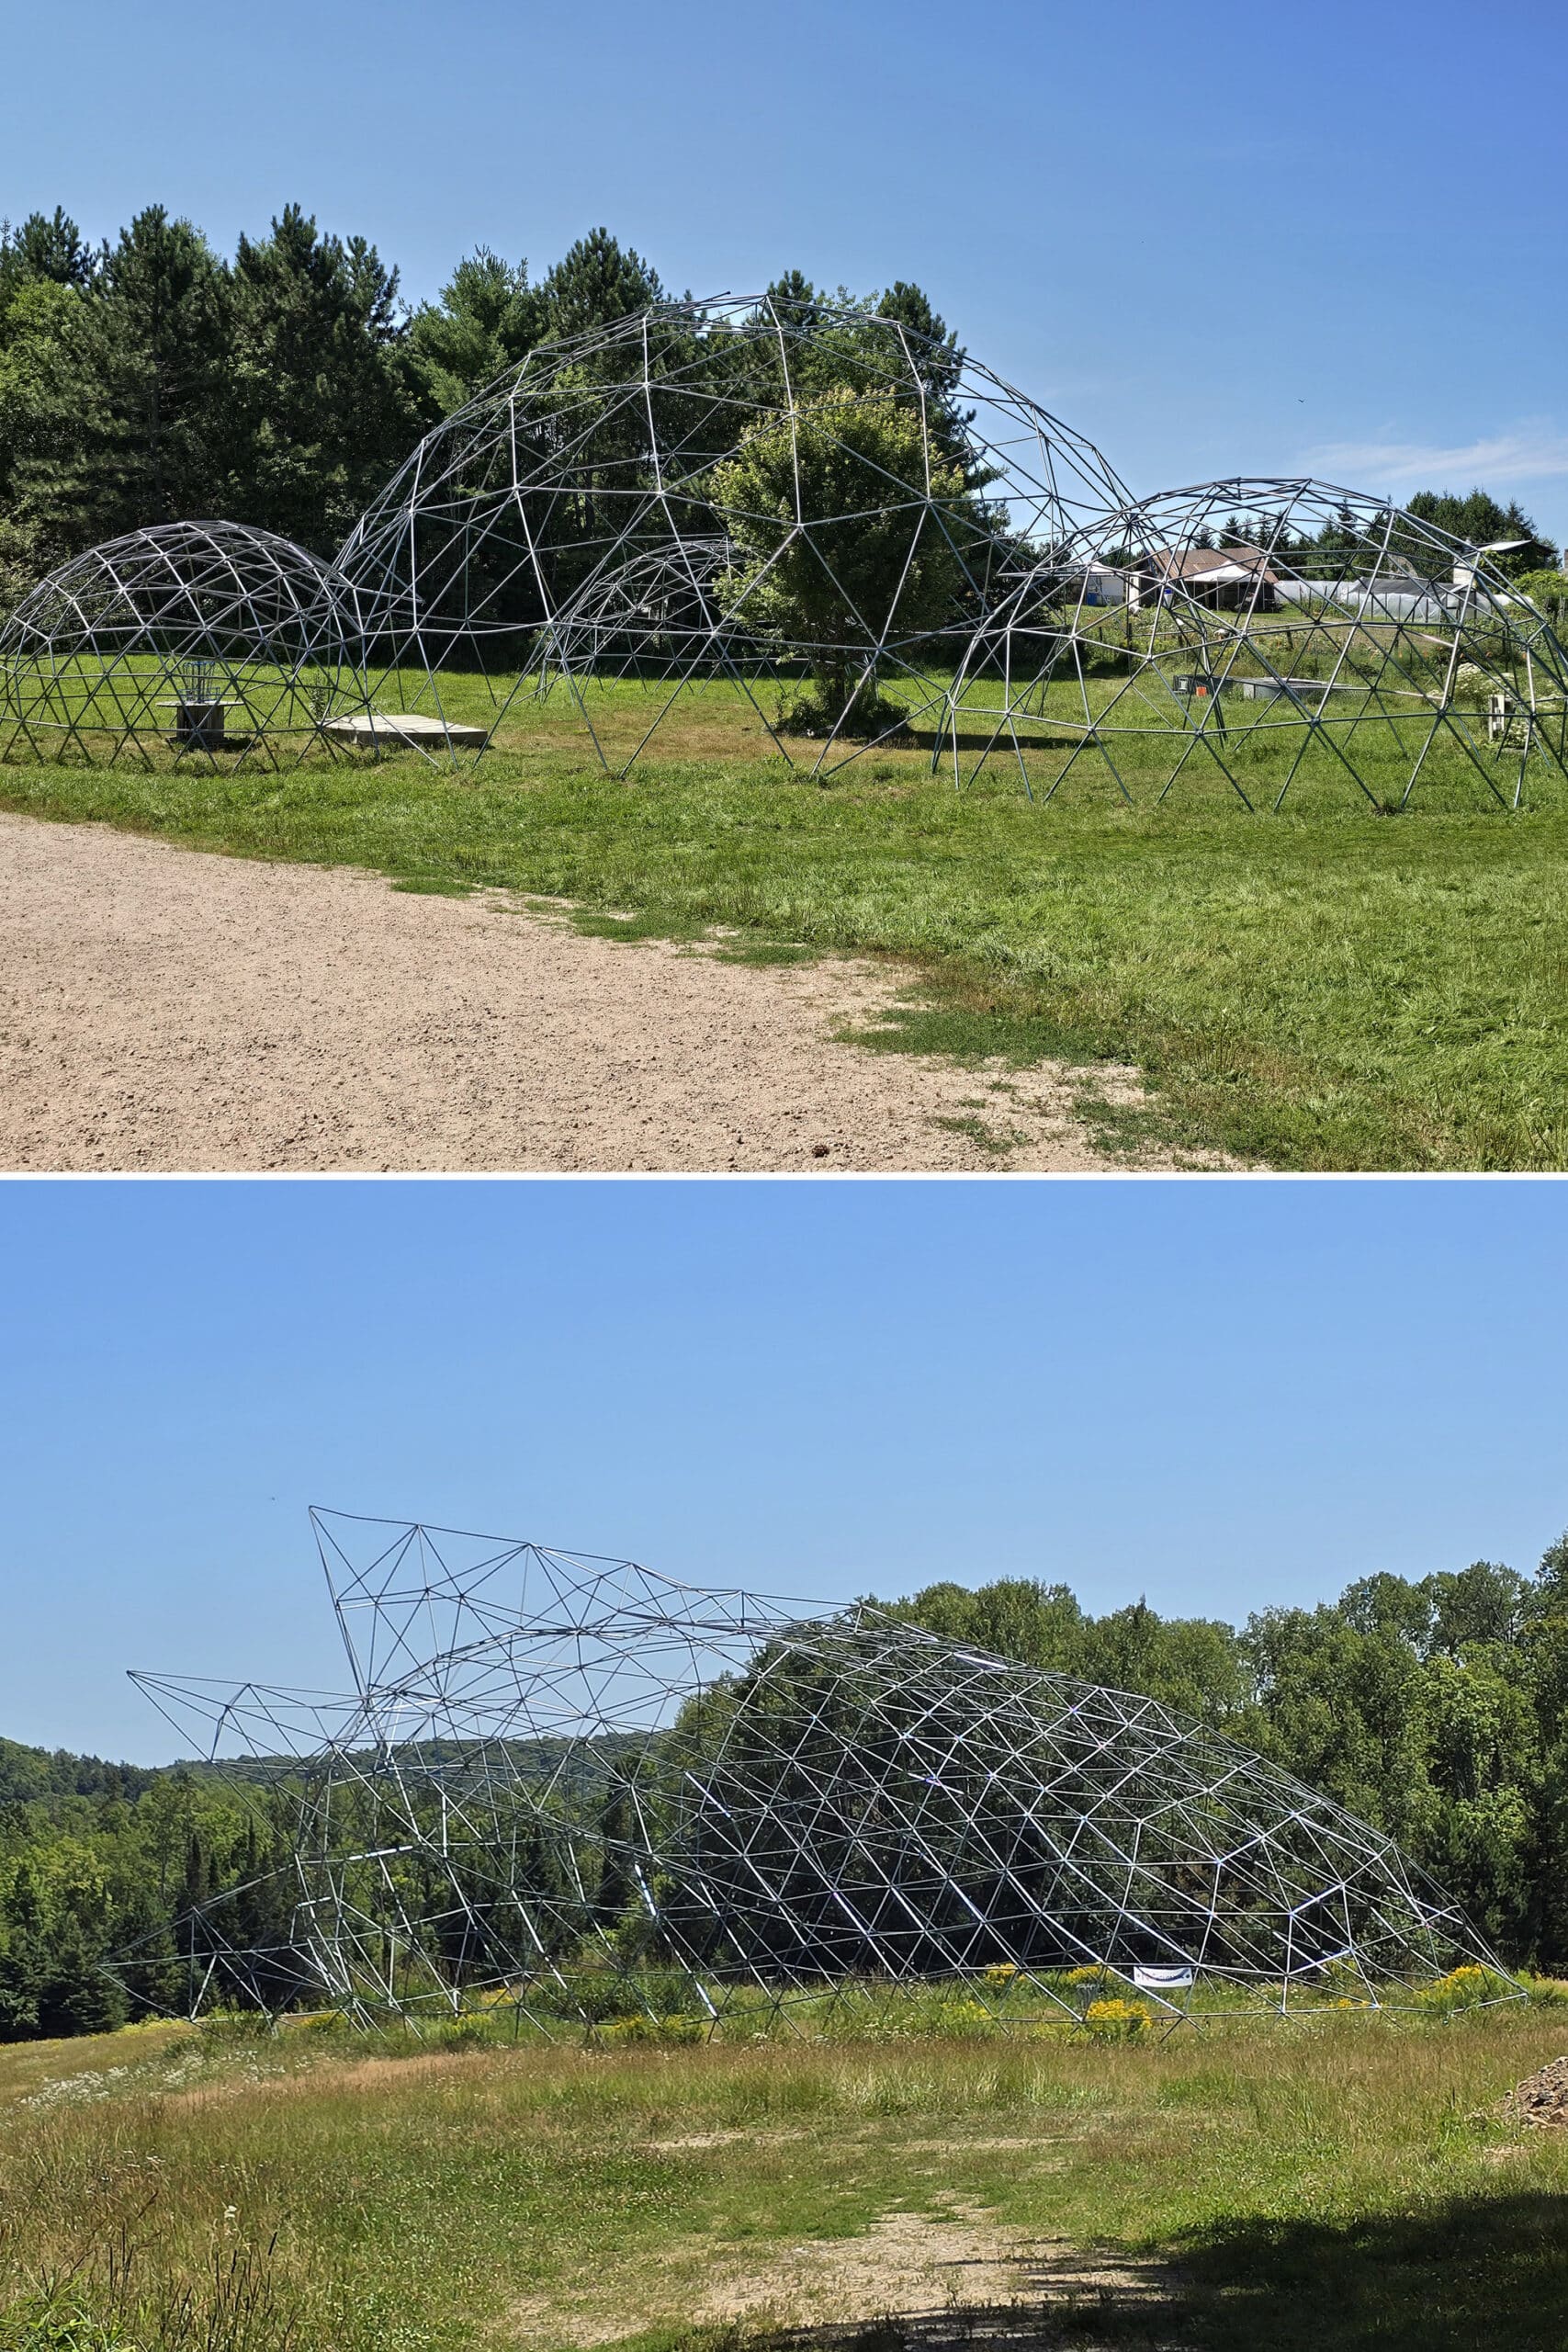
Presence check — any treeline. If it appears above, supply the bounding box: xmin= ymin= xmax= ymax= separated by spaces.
xmin=4 ymin=1529 xmax=1566 ymax=2041
xmin=0 ymin=203 xmax=953 ymax=612
xmin=0 ymin=1761 xmax=275 ymax=2039
xmin=1101 ymin=492 xmax=1558 ymax=584
xmin=0 ymin=1734 xmax=160 ymax=1804
xmin=6 ymin=201 xmax=1562 ymax=628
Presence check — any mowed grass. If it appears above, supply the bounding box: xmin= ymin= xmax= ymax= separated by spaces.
xmin=5 ymin=672 xmax=1568 ymax=1168
xmin=4 ymin=2011 xmax=1568 ymax=2350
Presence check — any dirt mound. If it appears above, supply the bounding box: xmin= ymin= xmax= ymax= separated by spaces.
xmin=1503 ymin=2056 xmax=1568 ymax=2128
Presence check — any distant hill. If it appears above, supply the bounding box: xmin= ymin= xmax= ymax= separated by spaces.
xmin=0 ymin=1734 xmax=164 ymax=1804
xmin=0 ymin=1726 xmax=658 ymax=1804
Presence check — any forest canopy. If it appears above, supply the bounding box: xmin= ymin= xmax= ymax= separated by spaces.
xmin=0 ymin=206 xmax=962 ymax=615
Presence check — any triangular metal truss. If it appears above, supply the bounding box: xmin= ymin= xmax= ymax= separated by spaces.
xmin=334 ymin=291 xmax=1131 ymax=780
xmin=944 ymin=478 xmax=1568 ymax=808
xmin=118 ymin=1510 xmax=1511 ymax=2035
xmin=0 ymin=521 xmax=372 ymax=770
xmin=6 ymin=322 xmax=1566 ymax=812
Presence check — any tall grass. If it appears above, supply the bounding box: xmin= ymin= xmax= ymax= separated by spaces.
xmin=4 ymin=2011 xmax=1568 ymax=2348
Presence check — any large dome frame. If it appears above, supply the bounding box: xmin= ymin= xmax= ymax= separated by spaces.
xmin=335 ymin=292 xmax=1131 ymax=780
xmin=120 ymin=1510 xmax=1514 ymax=2037
xmin=8 ymin=358 xmax=1565 ymax=815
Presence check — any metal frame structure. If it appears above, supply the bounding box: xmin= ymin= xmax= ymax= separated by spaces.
xmin=121 ymin=1510 xmax=1510 ymax=2035
xmin=0 ymin=521 xmax=372 ymax=769
xmin=6 ymin=337 xmax=1564 ymax=813
xmin=944 ymin=479 xmax=1568 ymax=808
xmin=334 ymin=292 xmax=1130 ymax=780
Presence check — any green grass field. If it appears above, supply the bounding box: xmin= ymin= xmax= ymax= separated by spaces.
xmin=5 ymin=669 xmax=1568 ymax=1169
xmin=5 ymin=2008 xmax=1568 ymax=2351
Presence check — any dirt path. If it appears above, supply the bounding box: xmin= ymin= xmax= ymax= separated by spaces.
xmin=512 ymin=2201 xmax=1188 ymax=2348
xmin=0 ymin=813 xmax=1194 ymax=1174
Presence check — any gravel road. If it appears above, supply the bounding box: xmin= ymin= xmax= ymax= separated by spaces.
xmin=0 ymin=813 xmax=1187 ymax=1174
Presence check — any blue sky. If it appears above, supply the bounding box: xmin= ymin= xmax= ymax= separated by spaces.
xmin=3 ymin=1178 xmax=1566 ymax=1760
xmin=6 ymin=0 xmax=1566 ymax=543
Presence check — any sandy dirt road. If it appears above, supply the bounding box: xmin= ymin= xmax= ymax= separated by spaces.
xmin=0 ymin=813 xmax=1192 ymax=1173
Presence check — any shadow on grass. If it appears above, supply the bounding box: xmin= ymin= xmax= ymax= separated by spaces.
xmin=670 ymin=2190 xmax=1568 ymax=2352
xmin=898 ymin=729 xmax=1093 ymax=755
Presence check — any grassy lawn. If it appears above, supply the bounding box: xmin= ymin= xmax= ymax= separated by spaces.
xmin=4 ymin=672 xmax=1568 ymax=1169
xmin=4 ymin=2011 xmax=1568 ymax=2350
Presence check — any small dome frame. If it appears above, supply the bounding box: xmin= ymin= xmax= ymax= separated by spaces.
xmin=0 ymin=521 xmax=370 ymax=768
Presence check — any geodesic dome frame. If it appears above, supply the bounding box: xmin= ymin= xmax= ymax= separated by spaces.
xmin=0 ymin=521 xmax=371 ymax=768
xmin=121 ymin=1509 xmax=1511 ymax=2034
xmin=335 ymin=293 xmax=1130 ymax=779
xmin=945 ymin=478 xmax=1568 ymax=809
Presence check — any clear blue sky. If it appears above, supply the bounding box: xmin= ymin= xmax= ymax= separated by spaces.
xmin=3 ymin=1177 xmax=1566 ymax=1761
xmin=6 ymin=0 xmax=1566 ymax=544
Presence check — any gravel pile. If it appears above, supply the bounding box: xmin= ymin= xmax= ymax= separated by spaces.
xmin=1503 ymin=2057 xmax=1568 ymax=2128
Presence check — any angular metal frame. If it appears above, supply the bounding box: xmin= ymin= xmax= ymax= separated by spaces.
xmin=334 ymin=292 xmax=1130 ymax=780
xmin=120 ymin=1510 xmax=1512 ymax=2035
xmin=945 ymin=479 xmax=1568 ymax=808
xmin=8 ymin=349 xmax=1564 ymax=815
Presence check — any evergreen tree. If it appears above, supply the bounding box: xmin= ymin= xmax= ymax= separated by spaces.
xmin=1314 ymin=502 xmax=1361 ymax=567
xmin=875 ymin=279 xmax=949 ymax=350
xmin=764 ymin=269 xmax=821 ymax=332
xmin=0 ymin=1859 xmax=50 ymax=2040
xmin=36 ymin=1917 xmax=127 ymax=2039
xmin=0 ymin=209 xmax=96 ymax=301
xmin=0 ymin=1928 xmax=44 ymax=2040
xmin=0 ymin=204 xmax=231 ymax=570
xmin=1404 ymin=488 xmax=1553 ymax=578
xmin=90 ymin=205 xmax=233 ymax=528
xmin=222 ymin=1821 xmax=312 ymax=2012
xmin=409 ymin=249 xmax=545 ymax=417
xmin=874 ymin=280 xmax=978 ymax=483
xmin=225 ymin=205 xmax=416 ymax=551
xmin=111 ymin=1877 xmax=183 ymax=2020
xmin=539 ymin=228 xmax=663 ymax=341
xmin=0 ymin=267 xmax=108 ymax=594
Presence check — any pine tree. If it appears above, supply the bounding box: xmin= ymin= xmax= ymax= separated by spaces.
xmin=0 ymin=208 xmax=96 ymax=303
xmin=876 ymin=280 xmax=962 ymax=398
xmin=1404 ymin=489 xmax=1553 ymax=577
xmin=0 ymin=1928 xmax=44 ymax=2040
xmin=225 ymin=205 xmax=416 ymax=551
xmin=539 ymin=229 xmax=663 ymax=341
xmin=36 ymin=1918 xmax=128 ymax=2039
xmin=764 ymin=269 xmax=820 ymax=333
xmin=89 ymin=205 xmax=233 ymax=527
xmin=409 ymin=249 xmax=545 ymax=417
